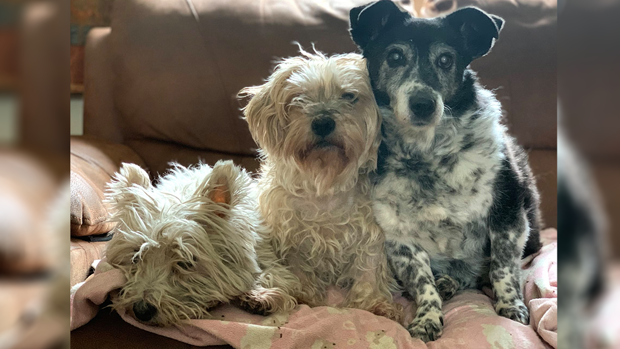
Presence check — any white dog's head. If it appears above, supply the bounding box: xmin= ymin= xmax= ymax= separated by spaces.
xmin=240 ymin=49 xmax=381 ymax=196
xmin=104 ymin=161 xmax=260 ymax=326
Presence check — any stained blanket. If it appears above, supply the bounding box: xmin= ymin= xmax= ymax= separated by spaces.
xmin=71 ymin=229 xmax=558 ymax=349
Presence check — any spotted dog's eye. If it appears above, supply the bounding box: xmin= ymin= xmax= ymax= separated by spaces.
xmin=341 ymin=92 xmax=357 ymax=103
xmin=386 ymin=48 xmax=406 ymax=68
xmin=436 ymin=53 xmax=453 ymax=70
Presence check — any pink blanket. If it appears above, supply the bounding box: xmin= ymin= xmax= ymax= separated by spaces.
xmin=71 ymin=229 xmax=558 ymax=348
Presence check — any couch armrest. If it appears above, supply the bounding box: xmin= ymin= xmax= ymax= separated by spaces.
xmin=70 ymin=239 xmax=107 ymax=286
xmin=70 ymin=136 xmax=147 ymax=237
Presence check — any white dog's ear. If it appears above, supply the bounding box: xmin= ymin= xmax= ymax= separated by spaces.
xmin=207 ymin=171 xmax=231 ymax=206
xmin=197 ymin=161 xmax=237 ymax=218
xmin=107 ymin=163 xmax=151 ymax=197
xmin=105 ymin=163 xmax=152 ymax=216
xmin=116 ymin=163 xmax=151 ymax=189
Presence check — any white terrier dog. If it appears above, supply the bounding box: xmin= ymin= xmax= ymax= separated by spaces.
xmin=104 ymin=160 xmax=262 ymax=326
xmin=238 ymin=49 xmax=403 ymax=322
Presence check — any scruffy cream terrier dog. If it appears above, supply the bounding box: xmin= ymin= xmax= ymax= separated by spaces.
xmin=238 ymin=49 xmax=403 ymax=322
xmin=104 ymin=160 xmax=262 ymax=326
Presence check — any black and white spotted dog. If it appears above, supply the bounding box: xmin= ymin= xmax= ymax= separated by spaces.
xmin=349 ymin=1 xmax=542 ymax=342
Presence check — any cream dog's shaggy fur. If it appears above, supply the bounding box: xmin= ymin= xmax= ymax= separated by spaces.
xmin=104 ymin=161 xmax=263 ymax=326
xmin=238 ymin=49 xmax=403 ymax=322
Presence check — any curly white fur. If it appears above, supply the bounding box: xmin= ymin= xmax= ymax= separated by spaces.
xmin=238 ymin=49 xmax=403 ymax=322
xmin=104 ymin=161 xmax=263 ymax=326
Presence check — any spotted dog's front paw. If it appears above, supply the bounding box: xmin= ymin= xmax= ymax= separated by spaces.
xmin=407 ymin=310 xmax=444 ymax=342
xmin=434 ymin=274 xmax=459 ymax=301
xmin=496 ymin=299 xmax=529 ymax=324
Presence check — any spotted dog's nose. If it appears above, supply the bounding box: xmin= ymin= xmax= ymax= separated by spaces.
xmin=311 ymin=117 xmax=336 ymax=137
xmin=133 ymin=300 xmax=157 ymax=322
xmin=409 ymin=95 xmax=436 ymax=124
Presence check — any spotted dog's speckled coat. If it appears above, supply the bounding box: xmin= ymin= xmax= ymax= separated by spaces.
xmin=350 ymin=1 xmax=542 ymax=341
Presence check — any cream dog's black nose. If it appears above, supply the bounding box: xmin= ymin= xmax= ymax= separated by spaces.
xmin=311 ymin=117 xmax=336 ymax=137
xmin=133 ymin=300 xmax=157 ymax=322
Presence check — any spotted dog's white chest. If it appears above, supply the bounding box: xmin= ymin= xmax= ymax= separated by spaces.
xmin=373 ymin=148 xmax=501 ymax=259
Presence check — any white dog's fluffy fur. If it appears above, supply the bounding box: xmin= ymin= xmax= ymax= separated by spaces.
xmin=104 ymin=161 xmax=263 ymax=326
xmin=238 ymin=49 xmax=403 ymax=322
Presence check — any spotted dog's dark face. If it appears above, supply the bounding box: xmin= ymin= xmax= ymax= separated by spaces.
xmin=350 ymin=1 xmax=504 ymax=129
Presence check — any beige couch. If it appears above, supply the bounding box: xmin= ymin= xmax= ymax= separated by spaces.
xmin=70 ymin=0 xmax=557 ymax=347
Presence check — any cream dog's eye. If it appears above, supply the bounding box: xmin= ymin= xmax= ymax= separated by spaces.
xmin=177 ymin=256 xmax=197 ymax=270
xmin=341 ymin=92 xmax=358 ymax=103
xmin=131 ymin=249 xmax=140 ymax=264
xmin=177 ymin=262 xmax=192 ymax=270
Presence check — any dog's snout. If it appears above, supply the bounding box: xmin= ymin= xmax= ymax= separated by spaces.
xmin=409 ymin=95 xmax=436 ymax=123
xmin=133 ymin=300 xmax=157 ymax=322
xmin=311 ymin=117 xmax=336 ymax=137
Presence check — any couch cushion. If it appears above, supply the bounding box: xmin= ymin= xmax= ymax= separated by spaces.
xmin=102 ymin=0 xmax=556 ymax=166
xmin=70 ymin=136 xmax=147 ymax=237
xmin=108 ymin=0 xmax=372 ymax=158
xmin=125 ymin=139 xmax=260 ymax=179
xmin=70 ymin=239 xmax=107 ymax=286
xmin=528 ymin=149 xmax=557 ymax=229
xmin=83 ymin=27 xmax=123 ymax=143
xmin=70 ymin=167 xmax=115 ymax=237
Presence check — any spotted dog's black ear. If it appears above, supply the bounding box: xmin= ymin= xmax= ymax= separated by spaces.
xmin=445 ymin=7 xmax=505 ymax=60
xmin=349 ymin=0 xmax=408 ymax=50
